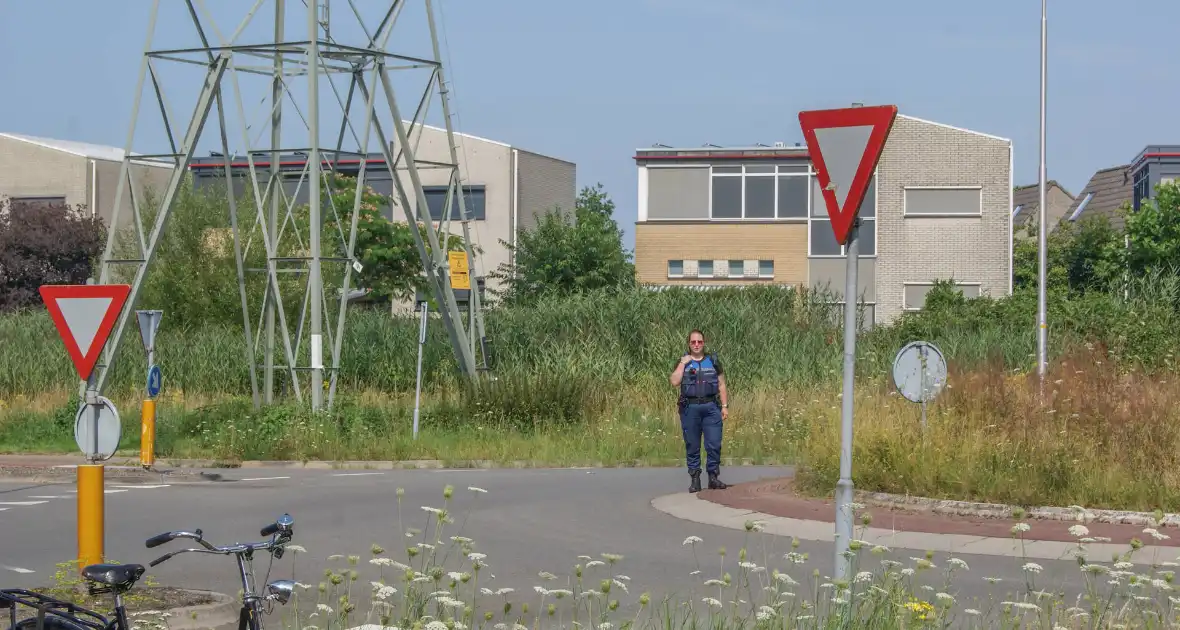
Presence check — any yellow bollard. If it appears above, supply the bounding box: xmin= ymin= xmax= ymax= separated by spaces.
xmin=77 ymin=464 xmax=104 ymax=571
xmin=141 ymin=399 xmax=156 ymax=470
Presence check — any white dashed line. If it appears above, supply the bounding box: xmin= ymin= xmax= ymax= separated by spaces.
xmin=104 ymin=490 xmax=127 ymax=494
xmin=113 ymin=485 xmax=171 ymax=489
xmin=3 ymin=566 xmax=35 ymax=574
xmin=27 ymin=495 xmax=68 ymax=499
xmin=331 ymin=472 xmax=384 ymax=477
xmin=0 ymin=502 xmax=48 ymax=507
xmin=239 ymin=476 xmax=291 ymax=482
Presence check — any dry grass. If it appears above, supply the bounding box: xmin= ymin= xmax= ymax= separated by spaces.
xmin=794 ymin=346 xmax=1180 ymax=512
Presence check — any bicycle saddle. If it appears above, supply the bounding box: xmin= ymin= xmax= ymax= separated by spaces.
xmin=81 ymin=564 xmax=146 ymax=589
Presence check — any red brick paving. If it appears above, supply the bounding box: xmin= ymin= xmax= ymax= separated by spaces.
xmin=699 ymin=478 xmax=1180 ymax=547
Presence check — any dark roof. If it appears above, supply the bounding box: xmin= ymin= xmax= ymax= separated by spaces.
xmin=1063 ymin=165 xmax=1134 ymax=230
xmin=1011 ymin=180 xmax=1072 ymax=229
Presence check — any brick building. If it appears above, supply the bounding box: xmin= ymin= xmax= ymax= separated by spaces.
xmin=633 ymin=109 xmax=1013 ymax=326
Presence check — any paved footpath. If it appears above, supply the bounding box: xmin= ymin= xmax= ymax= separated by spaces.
xmin=1 ymin=458 xmax=1170 ymax=618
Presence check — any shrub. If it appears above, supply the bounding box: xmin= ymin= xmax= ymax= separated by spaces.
xmin=0 ymin=197 xmax=106 ymax=313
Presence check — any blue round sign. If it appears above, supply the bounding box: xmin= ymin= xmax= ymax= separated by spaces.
xmin=147 ymin=364 xmax=162 ymax=398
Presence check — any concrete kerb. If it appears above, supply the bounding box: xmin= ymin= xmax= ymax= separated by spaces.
xmin=651 ymin=492 xmax=1180 ymax=564
xmin=123 ymin=457 xmax=776 ymax=471
xmin=855 ymin=490 xmax=1180 ymax=528
xmin=153 ymin=589 xmax=240 ymax=630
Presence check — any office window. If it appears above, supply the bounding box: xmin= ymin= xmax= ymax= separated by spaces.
xmin=903 ymin=282 xmax=981 ymax=310
xmin=728 ymin=260 xmax=744 ymax=277
xmin=758 ymin=260 xmax=774 ymax=277
xmin=425 ymin=185 xmax=487 ymax=221
xmin=668 ymin=260 xmax=684 ymax=277
xmin=698 ymin=260 xmax=714 ymax=277
xmin=709 ymin=164 xmax=809 ymax=220
xmin=10 ymin=196 xmax=67 ymax=212
xmin=903 ymin=187 xmax=982 ymax=216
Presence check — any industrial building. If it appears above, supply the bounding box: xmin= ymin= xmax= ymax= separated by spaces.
xmin=633 ymin=109 xmax=1013 ymax=326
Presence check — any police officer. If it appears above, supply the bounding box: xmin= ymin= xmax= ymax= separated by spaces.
xmin=669 ymin=329 xmax=729 ymax=493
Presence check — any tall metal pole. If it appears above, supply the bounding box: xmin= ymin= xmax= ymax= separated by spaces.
xmin=308 ymin=1 xmax=324 ymax=411
xmin=833 ymin=220 xmax=859 ymax=582
xmin=266 ymin=0 xmax=284 ymax=404
xmin=1036 ymin=0 xmax=1048 ymax=382
xmin=413 ymin=301 xmax=428 ymax=440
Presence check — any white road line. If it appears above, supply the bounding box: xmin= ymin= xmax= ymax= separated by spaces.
xmin=0 ymin=501 xmax=48 ymax=506
xmin=104 ymin=489 xmax=127 ymax=494
xmin=0 ymin=508 xmax=7 ymax=512
xmin=239 ymin=476 xmax=291 ymax=482
xmin=331 ymin=472 xmax=384 ymax=477
xmin=27 ymin=495 xmax=68 ymax=499
xmin=3 ymin=566 xmax=34 ymax=574
xmin=112 ymin=485 xmax=171 ymax=489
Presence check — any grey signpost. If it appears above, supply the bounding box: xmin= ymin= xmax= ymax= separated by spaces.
xmin=798 ymin=104 xmax=897 ymax=581
xmin=137 ymin=310 xmax=163 ymax=468
xmin=413 ymin=298 xmax=429 ymax=440
xmin=892 ymin=341 xmax=948 ymax=430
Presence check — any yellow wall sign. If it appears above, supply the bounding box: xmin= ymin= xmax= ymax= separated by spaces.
xmin=448 ymin=250 xmax=470 ymax=289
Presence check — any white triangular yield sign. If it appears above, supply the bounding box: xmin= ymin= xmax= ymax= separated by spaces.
xmin=39 ymin=284 xmax=131 ymax=381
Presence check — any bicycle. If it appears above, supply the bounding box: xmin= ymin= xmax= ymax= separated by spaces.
xmin=3 ymin=514 xmax=298 ymax=630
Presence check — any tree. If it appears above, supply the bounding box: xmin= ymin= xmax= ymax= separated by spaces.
xmin=492 ymin=184 xmax=635 ymax=304
xmin=1126 ymin=180 xmax=1180 ymax=275
xmin=324 ymin=173 xmax=471 ymax=303
xmin=1013 ymin=210 xmax=1125 ymax=295
xmin=0 ymin=198 xmax=106 ymax=312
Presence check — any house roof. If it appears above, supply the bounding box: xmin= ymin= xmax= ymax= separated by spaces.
xmin=1062 ymin=164 xmax=1134 ymax=230
xmin=0 ymin=132 xmax=173 ymax=168
xmin=1011 ymin=180 xmax=1072 ymax=229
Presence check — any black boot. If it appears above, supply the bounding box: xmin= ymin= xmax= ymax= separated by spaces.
xmin=708 ymin=471 xmax=728 ymax=490
xmin=689 ymin=469 xmax=702 ymax=493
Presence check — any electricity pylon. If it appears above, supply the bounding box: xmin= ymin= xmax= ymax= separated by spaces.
xmin=92 ymin=0 xmax=487 ymax=411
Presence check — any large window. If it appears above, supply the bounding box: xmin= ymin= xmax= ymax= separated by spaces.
xmin=808 ymin=174 xmax=876 ymax=257
xmin=425 ymin=185 xmax=487 ymax=221
xmin=710 ymin=164 xmax=810 ymax=220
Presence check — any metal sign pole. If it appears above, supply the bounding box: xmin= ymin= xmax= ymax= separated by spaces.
xmin=834 ymin=219 xmax=859 ymax=581
xmin=413 ymin=301 xmax=429 ymax=440
xmin=919 ymin=345 xmax=928 ymax=431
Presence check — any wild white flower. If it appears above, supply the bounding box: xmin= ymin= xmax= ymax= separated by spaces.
xmin=538 ymin=571 xmax=557 ymax=581
xmin=756 ymin=609 xmax=775 ymax=621
xmin=468 ymin=486 xmax=487 ymax=493
xmin=704 ymin=579 xmax=726 ymax=587
xmin=784 ymin=552 xmax=806 ymax=564
xmin=1069 ymin=524 xmax=1090 ymax=538
xmin=901 ymin=568 xmax=915 ymax=577
xmin=948 ymin=558 xmax=969 ymax=571
xmin=936 ymin=592 xmax=954 ymax=604
xmin=1022 ymin=562 xmax=1043 ymax=574
xmin=495 ymin=588 xmax=514 ymax=596
xmin=702 ymin=597 xmax=722 ymax=609
xmin=1004 ymin=601 xmax=1040 ymax=612
xmin=425 ymin=622 xmax=448 ymax=630
xmin=373 ymin=585 xmax=397 ymax=600
xmin=549 ymin=589 xmax=573 ymax=598
xmin=370 ymin=558 xmax=394 ymax=566
xmin=1114 ymin=562 xmax=1134 ymax=570
xmin=614 ymin=575 xmax=630 ymax=581
xmin=774 ymin=573 xmax=798 ymax=586
xmin=451 ymin=536 xmax=473 ymax=543
xmin=480 ymin=588 xmax=493 ymax=596
xmin=468 ymin=552 xmax=487 ymax=561
xmin=417 ymin=543 xmax=435 ymax=550
xmin=586 ymin=560 xmax=606 ymax=568
xmin=1144 ymin=528 xmax=1170 ymax=540
xmin=964 ymin=609 xmax=981 ymax=616
xmin=286 ymin=545 xmax=307 ymax=553
xmin=1011 ymin=523 xmax=1031 ymax=534
xmin=1082 ymin=564 xmax=1111 ymax=574
xmin=316 ymin=604 xmax=333 ymax=614
xmin=739 ymin=562 xmax=758 ymax=570
xmin=597 ymin=623 xmax=612 ymax=630
xmin=683 ymin=536 xmax=703 ymax=546
xmin=854 ymin=572 xmax=873 ymax=583
xmin=535 ymin=586 xmax=550 ymax=595
xmin=1153 ymin=579 xmax=1172 ymax=591
xmin=422 ymin=506 xmax=443 ymax=515
xmin=612 ymin=579 xmax=629 ymax=593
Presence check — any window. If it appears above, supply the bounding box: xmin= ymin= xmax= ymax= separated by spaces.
xmin=425 ymin=185 xmax=487 ymax=221
xmin=1068 ymin=192 xmax=1093 ymax=221
xmin=668 ymin=260 xmax=684 ymax=277
xmin=10 ymin=196 xmax=66 ymax=212
xmin=758 ymin=260 xmax=774 ymax=277
xmin=709 ymin=164 xmax=809 ymax=220
xmin=903 ymin=282 xmax=982 ymax=310
xmin=698 ymin=260 xmax=714 ymax=277
xmin=808 ymin=174 xmax=876 ymax=257
xmin=728 ymin=260 xmax=744 ymax=277
xmin=903 ymin=187 xmax=982 ymax=217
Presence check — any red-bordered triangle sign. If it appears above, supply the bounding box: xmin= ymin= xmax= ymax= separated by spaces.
xmin=798 ymin=105 xmax=898 ymax=245
xmin=39 ymin=284 xmax=131 ymax=381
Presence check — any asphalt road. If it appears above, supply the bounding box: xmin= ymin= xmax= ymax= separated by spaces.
xmin=0 ymin=466 xmax=1105 ymax=619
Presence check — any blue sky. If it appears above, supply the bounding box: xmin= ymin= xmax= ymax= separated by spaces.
xmin=1 ymin=0 xmax=1176 ymax=252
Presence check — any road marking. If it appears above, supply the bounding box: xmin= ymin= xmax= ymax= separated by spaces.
xmin=331 ymin=472 xmax=384 ymax=477
xmin=0 ymin=501 xmax=48 ymax=506
xmin=239 ymin=476 xmax=291 ymax=482
xmin=27 ymin=495 xmax=68 ymax=499
xmin=104 ymin=489 xmax=127 ymax=494
xmin=113 ymin=485 xmax=171 ymax=489
xmin=3 ymin=566 xmax=34 ymax=574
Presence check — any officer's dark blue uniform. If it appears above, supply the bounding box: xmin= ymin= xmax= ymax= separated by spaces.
xmin=676 ymin=354 xmax=728 ymax=493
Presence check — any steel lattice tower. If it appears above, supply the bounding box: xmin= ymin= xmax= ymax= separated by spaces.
xmin=92 ymin=0 xmax=488 ymax=411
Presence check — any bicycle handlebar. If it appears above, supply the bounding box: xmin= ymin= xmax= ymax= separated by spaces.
xmin=145 ymin=514 xmax=294 ymax=567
